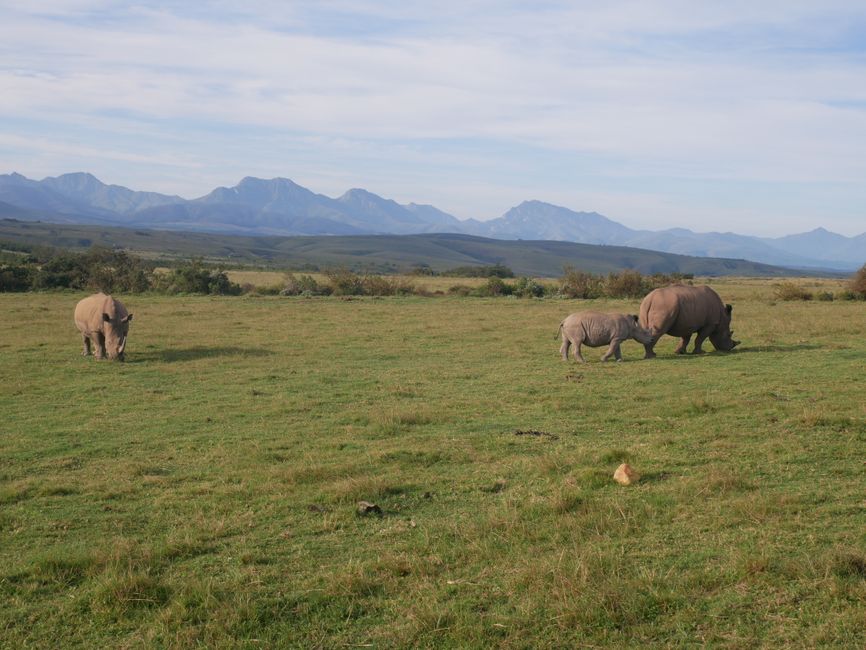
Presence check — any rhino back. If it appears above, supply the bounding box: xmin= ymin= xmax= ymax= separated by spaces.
xmin=74 ymin=293 xmax=123 ymax=334
xmin=641 ymin=285 xmax=723 ymax=336
xmin=565 ymin=311 xmax=627 ymax=346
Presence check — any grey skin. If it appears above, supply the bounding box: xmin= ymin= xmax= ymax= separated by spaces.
xmin=639 ymin=285 xmax=740 ymax=358
xmin=558 ymin=311 xmax=654 ymax=363
xmin=73 ymin=293 xmax=133 ymax=361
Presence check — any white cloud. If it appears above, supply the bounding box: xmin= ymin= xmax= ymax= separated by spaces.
xmin=1 ymin=1 xmax=865 ymax=234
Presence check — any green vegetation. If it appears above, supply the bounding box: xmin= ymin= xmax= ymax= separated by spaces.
xmin=0 ymin=219 xmax=810 ymax=277
xmin=2 ymin=283 xmax=866 ymax=646
xmin=850 ymin=263 xmax=866 ymax=298
xmin=773 ymin=281 xmax=814 ymax=301
xmin=0 ymin=246 xmax=241 ymax=295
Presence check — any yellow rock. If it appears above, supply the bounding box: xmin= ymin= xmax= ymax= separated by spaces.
xmin=613 ymin=463 xmax=639 ymax=486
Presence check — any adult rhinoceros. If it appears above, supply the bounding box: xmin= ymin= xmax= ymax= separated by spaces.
xmin=74 ymin=293 xmax=133 ymax=361
xmin=639 ymin=285 xmax=739 ymax=358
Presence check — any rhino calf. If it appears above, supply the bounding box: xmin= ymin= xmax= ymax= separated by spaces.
xmin=558 ymin=311 xmax=653 ymax=363
xmin=74 ymin=293 xmax=133 ymax=361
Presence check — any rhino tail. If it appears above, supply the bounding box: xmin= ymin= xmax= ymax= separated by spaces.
xmin=554 ymin=321 xmax=564 ymax=340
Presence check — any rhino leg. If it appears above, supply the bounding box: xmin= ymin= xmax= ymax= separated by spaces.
xmin=81 ymin=335 xmax=92 ymax=357
xmin=692 ymin=325 xmax=714 ymax=354
xmin=643 ymin=341 xmax=657 ymax=359
xmin=573 ymin=339 xmax=586 ymax=363
xmin=560 ymin=336 xmax=570 ymax=361
xmin=674 ymin=334 xmax=692 ymax=354
xmin=601 ymin=339 xmax=623 ymax=362
xmin=94 ymin=332 xmax=107 ymax=360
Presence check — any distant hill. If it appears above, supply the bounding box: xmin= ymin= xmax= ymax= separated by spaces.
xmin=0 ymin=218 xmax=813 ymax=278
xmin=0 ymin=172 xmax=863 ymax=270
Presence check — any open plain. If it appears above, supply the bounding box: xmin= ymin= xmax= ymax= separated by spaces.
xmin=2 ymin=279 xmax=865 ymax=647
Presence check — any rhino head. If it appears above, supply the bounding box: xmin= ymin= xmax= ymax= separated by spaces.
xmin=102 ymin=312 xmax=133 ymax=361
xmin=628 ymin=314 xmax=655 ymax=345
xmin=710 ymin=304 xmax=740 ymax=351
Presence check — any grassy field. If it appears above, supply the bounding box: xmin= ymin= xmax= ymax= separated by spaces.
xmin=2 ymin=281 xmax=865 ymax=647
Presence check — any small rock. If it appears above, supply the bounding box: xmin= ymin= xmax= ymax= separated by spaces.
xmin=613 ymin=463 xmax=639 ymax=486
xmin=356 ymin=501 xmax=382 ymax=516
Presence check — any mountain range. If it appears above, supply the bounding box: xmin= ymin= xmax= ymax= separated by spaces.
xmin=1 ymin=172 xmax=863 ymax=270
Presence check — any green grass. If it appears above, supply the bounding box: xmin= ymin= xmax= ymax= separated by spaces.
xmin=1 ymin=286 xmax=866 ymax=647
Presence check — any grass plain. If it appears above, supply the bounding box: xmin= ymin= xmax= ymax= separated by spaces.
xmin=1 ymin=279 xmax=865 ymax=647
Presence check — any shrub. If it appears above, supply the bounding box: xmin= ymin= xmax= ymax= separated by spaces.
xmin=409 ymin=265 xmax=437 ymax=276
xmin=362 ymin=275 xmax=416 ymax=296
xmin=0 ymin=264 xmax=33 ymax=291
xmin=282 ymin=273 xmax=330 ymax=296
xmin=29 ymin=247 xmax=153 ymax=292
xmin=442 ymin=264 xmax=514 ymax=278
xmin=816 ymin=291 xmax=834 ymax=302
xmin=773 ymin=281 xmax=813 ymax=301
xmin=512 ymin=276 xmax=547 ymax=298
xmin=472 ymin=277 xmax=513 ymax=297
xmin=849 ymin=263 xmax=866 ymax=298
xmin=155 ymin=258 xmax=241 ymax=295
xmin=559 ymin=266 xmax=603 ymax=299
xmin=325 ymin=269 xmax=366 ymax=296
xmin=604 ymin=270 xmax=650 ymax=298
xmin=447 ymin=284 xmax=472 ymax=297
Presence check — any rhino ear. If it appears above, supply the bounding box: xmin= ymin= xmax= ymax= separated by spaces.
xmin=123 ymin=314 xmax=133 ymax=323
xmin=631 ymin=314 xmax=639 ymax=322
xmin=725 ymin=304 xmax=733 ymax=315
xmin=103 ymin=313 xmax=111 ymax=323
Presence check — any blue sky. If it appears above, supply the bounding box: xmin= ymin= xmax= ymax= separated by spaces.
xmin=2 ymin=1 xmax=865 ymax=236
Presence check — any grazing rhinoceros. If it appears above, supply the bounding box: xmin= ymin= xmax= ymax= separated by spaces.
xmin=558 ymin=311 xmax=653 ymax=363
xmin=639 ymin=285 xmax=739 ymax=358
xmin=74 ymin=293 xmax=133 ymax=361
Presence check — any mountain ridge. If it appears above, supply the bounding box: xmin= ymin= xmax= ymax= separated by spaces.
xmin=0 ymin=172 xmax=862 ymax=270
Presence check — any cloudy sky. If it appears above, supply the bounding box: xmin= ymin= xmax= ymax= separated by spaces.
xmin=2 ymin=1 xmax=865 ymax=236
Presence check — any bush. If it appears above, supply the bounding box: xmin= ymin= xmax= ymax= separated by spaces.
xmin=849 ymin=264 xmax=866 ymax=298
xmin=559 ymin=266 xmax=603 ymax=299
xmin=282 ymin=273 xmax=330 ymax=296
xmin=0 ymin=264 xmax=33 ymax=291
xmin=816 ymin=291 xmax=834 ymax=302
xmin=604 ymin=270 xmax=650 ymax=298
xmin=325 ymin=269 xmax=366 ymax=296
xmin=472 ymin=277 xmax=513 ymax=297
xmin=29 ymin=247 xmax=153 ymax=292
xmin=773 ymin=281 xmax=813 ymax=301
xmin=408 ymin=265 xmax=437 ymax=276
xmin=363 ymin=275 xmax=415 ymax=296
xmin=443 ymin=264 xmax=514 ymax=278
xmin=512 ymin=276 xmax=547 ymax=298
xmin=155 ymin=258 xmax=241 ymax=295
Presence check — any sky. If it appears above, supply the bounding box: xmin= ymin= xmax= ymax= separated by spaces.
xmin=1 ymin=1 xmax=866 ymax=236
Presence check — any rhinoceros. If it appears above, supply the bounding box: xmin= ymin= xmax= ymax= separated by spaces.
xmin=639 ymin=285 xmax=739 ymax=358
xmin=74 ymin=293 xmax=133 ymax=361
xmin=558 ymin=311 xmax=653 ymax=363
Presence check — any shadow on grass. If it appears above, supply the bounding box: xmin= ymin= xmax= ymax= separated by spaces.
xmin=649 ymin=343 xmax=822 ymax=359
xmin=731 ymin=343 xmax=822 ymax=354
xmin=639 ymin=471 xmax=672 ymax=484
xmin=130 ymin=346 xmax=274 ymax=363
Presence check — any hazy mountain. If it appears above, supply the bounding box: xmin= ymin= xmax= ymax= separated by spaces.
xmin=0 ymin=171 xmax=862 ymax=270
xmin=468 ymin=201 xmax=863 ymax=270
xmin=40 ymin=172 xmax=182 ymax=215
xmin=481 ymin=200 xmax=634 ymax=244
